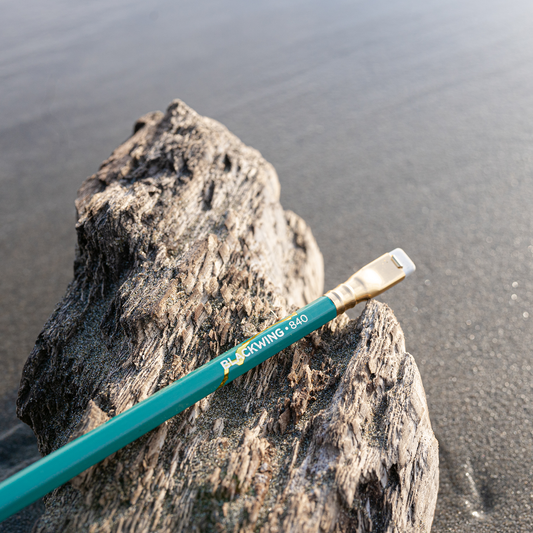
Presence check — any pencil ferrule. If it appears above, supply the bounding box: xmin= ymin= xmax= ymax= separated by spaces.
xmin=325 ymin=251 xmax=408 ymax=315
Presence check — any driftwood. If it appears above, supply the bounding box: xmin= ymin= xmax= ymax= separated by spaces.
xmin=17 ymin=100 xmax=438 ymax=532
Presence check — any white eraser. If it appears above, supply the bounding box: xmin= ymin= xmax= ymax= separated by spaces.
xmin=390 ymin=248 xmax=416 ymax=277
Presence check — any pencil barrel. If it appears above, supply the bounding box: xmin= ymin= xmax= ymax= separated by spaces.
xmin=0 ymin=296 xmax=336 ymax=522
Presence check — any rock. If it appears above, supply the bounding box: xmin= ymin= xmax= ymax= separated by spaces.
xmin=17 ymin=99 xmax=438 ymax=532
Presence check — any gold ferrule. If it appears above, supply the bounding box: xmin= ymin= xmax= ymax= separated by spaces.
xmin=325 ymin=252 xmax=406 ymax=315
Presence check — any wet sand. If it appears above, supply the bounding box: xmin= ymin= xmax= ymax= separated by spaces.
xmin=2 ymin=0 xmax=533 ymax=530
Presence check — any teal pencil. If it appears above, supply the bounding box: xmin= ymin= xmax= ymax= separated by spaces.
xmin=0 ymin=249 xmax=415 ymax=522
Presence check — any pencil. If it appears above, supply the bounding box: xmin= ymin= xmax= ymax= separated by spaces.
xmin=0 ymin=249 xmax=415 ymax=522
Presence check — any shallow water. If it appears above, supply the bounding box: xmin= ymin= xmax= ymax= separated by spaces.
xmin=1 ymin=0 xmax=533 ymax=530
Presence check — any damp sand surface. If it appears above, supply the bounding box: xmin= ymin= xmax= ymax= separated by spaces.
xmin=1 ymin=1 xmax=533 ymax=531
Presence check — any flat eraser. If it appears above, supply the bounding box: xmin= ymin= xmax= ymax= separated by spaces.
xmin=389 ymin=248 xmax=416 ymax=277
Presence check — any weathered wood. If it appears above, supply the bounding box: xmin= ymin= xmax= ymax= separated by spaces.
xmin=17 ymin=100 xmax=438 ymax=532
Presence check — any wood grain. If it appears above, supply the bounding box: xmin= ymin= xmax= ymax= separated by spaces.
xmin=17 ymin=100 xmax=438 ymax=532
